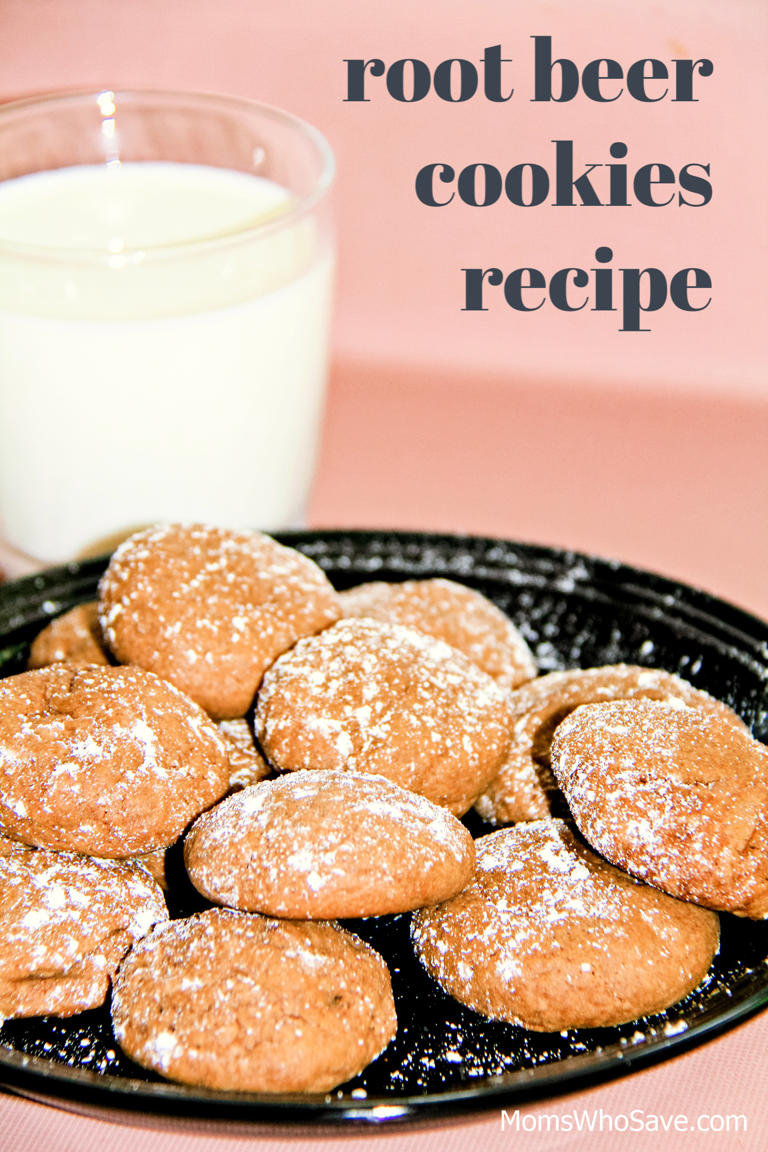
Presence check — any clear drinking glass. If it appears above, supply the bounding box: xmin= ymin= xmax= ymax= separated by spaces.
xmin=0 ymin=88 xmax=335 ymax=571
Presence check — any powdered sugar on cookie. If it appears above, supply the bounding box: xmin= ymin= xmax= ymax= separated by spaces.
xmin=111 ymin=908 xmax=396 ymax=1093
xmin=98 ymin=523 xmax=341 ymax=719
xmin=255 ymin=618 xmax=511 ymax=815
xmin=412 ymin=820 xmax=719 ymax=1030
xmin=184 ymin=769 xmax=475 ymax=918
xmin=0 ymin=849 xmax=167 ymax=1019
xmin=474 ymin=664 xmax=748 ymax=826
xmin=339 ymin=577 xmax=536 ymax=691
xmin=0 ymin=664 xmax=230 ymax=856
xmin=552 ymin=698 xmax=768 ymax=918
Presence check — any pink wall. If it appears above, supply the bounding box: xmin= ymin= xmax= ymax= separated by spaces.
xmin=2 ymin=0 xmax=765 ymax=397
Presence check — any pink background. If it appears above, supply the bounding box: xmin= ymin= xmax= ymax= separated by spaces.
xmin=3 ymin=0 xmax=765 ymax=611
xmin=3 ymin=0 xmax=766 ymax=396
xmin=1 ymin=1 xmax=768 ymax=1149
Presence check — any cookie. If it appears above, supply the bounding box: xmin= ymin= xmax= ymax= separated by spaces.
xmin=551 ymin=699 xmax=768 ymax=918
xmin=111 ymin=908 xmax=397 ymax=1093
xmin=339 ymin=578 xmax=536 ymax=691
xmin=474 ymin=665 xmax=747 ymax=826
xmin=131 ymin=846 xmax=172 ymax=892
xmin=412 ymin=820 xmax=719 ymax=1031
xmin=255 ymin=617 xmax=511 ymax=815
xmin=0 ymin=849 xmax=167 ymax=1019
xmin=98 ymin=523 xmax=342 ymax=719
xmin=218 ymin=718 xmax=271 ymax=791
xmin=0 ymin=664 xmax=230 ymax=857
xmin=123 ymin=718 xmax=270 ymax=898
xmin=27 ymin=602 xmax=110 ymax=669
xmin=0 ymin=832 xmax=33 ymax=858
xmin=184 ymin=769 xmax=475 ymax=918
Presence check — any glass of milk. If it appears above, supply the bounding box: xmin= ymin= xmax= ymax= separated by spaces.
xmin=0 ymin=89 xmax=334 ymax=569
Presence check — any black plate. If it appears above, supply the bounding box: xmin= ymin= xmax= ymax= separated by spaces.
xmin=1 ymin=529 xmax=768 ymax=1128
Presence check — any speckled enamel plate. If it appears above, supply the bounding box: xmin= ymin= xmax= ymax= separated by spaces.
xmin=0 ymin=530 xmax=767 ymax=1128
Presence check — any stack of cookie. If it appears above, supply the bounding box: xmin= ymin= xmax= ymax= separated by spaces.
xmin=413 ymin=666 xmax=767 ymax=1031
xmin=0 ymin=521 xmax=765 ymax=1092
xmin=0 ymin=523 xmax=509 ymax=1091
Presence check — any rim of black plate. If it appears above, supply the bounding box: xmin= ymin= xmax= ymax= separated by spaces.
xmin=2 ymin=529 xmax=768 ymax=658
xmin=0 ymin=984 xmax=766 ymax=1127
xmin=0 ymin=529 xmax=767 ymax=1126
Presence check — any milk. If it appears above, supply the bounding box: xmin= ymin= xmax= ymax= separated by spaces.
xmin=0 ymin=163 xmax=333 ymax=561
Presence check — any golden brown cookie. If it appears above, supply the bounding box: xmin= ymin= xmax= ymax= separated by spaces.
xmin=551 ymin=699 xmax=768 ymax=918
xmin=184 ymin=769 xmax=475 ymax=918
xmin=412 ymin=820 xmax=719 ymax=1031
xmin=27 ymin=602 xmax=110 ymax=669
xmin=218 ymin=718 xmax=271 ymax=791
xmin=131 ymin=846 xmax=172 ymax=892
xmin=255 ymin=618 xmax=511 ymax=816
xmin=0 ymin=849 xmax=167 ymax=1019
xmin=111 ymin=908 xmax=397 ymax=1092
xmin=339 ymin=578 xmax=536 ymax=691
xmin=98 ymin=523 xmax=342 ymax=719
xmin=0 ymin=664 xmax=230 ymax=857
xmin=0 ymin=833 xmax=33 ymax=858
xmin=474 ymin=665 xmax=747 ymax=825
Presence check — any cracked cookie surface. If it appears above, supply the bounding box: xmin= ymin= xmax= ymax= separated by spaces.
xmin=474 ymin=664 xmax=747 ymax=826
xmin=255 ymin=617 xmax=511 ymax=816
xmin=0 ymin=849 xmax=167 ymax=1019
xmin=0 ymin=664 xmax=230 ymax=856
xmin=339 ymin=577 xmax=536 ymax=691
xmin=98 ymin=523 xmax=342 ymax=719
xmin=184 ymin=769 xmax=475 ymax=918
xmin=412 ymin=820 xmax=720 ymax=1030
xmin=552 ymin=698 xmax=768 ymax=917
